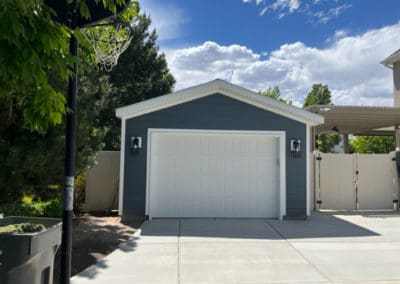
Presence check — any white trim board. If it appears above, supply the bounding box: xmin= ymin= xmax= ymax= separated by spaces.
xmin=306 ymin=125 xmax=311 ymax=216
xmin=145 ymin=128 xmax=286 ymax=220
xmin=116 ymin=79 xmax=324 ymax=126
xmin=118 ymin=118 xmax=126 ymax=215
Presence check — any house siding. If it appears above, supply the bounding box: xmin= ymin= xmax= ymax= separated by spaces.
xmin=123 ymin=93 xmax=307 ymax=218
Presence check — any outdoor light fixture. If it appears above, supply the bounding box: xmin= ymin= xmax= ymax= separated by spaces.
xmin=290 ymin=139 xmax=301 ymax=158
xmin=131 ymin=136 xmax=142 ymax=150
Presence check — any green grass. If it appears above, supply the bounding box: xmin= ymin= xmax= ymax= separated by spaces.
xmin=0 ymin=223 xmax=46 ymax=234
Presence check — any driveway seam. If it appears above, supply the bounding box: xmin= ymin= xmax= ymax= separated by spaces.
xmin=263 ymin=219 xmax=333 ymax=284
xmin=178 ymin=219 xmax=181 ymax=284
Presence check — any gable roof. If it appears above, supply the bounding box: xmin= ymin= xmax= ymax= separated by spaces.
xmin=116 ymin=79 xmax=324 ymax=125
xmin=381 ymin=49 xmax=400 ymax=68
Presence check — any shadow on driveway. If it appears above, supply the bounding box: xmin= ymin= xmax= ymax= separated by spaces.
xmin=72 ymin=212 xmax=383 ymax=283
xmin=136 ymin=212 xmax=380 ymax=240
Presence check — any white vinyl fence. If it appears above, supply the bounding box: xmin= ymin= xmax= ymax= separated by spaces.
xmin=314 ymin=153 xmax=399 ymax=210
xmin=85 ymin=151 xmax=120 ymax=211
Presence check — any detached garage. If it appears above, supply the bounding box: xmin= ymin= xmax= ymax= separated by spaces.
xmin=116 ymin=79 xmax=323 ymax=220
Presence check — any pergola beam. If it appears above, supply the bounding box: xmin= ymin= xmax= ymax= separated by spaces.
xmin=308 ymin=105 xmax=400 ymax=136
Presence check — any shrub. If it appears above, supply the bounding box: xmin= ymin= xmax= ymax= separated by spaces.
xmin=0 ymin=198 xmax=62 ymax=218
xmin=43 ymin=198 xmax=63 ymax=218
xmin=0 ymin=223 xmax=46 ymax=234
xmin=74 ymin=174 xmax=86 ymax=215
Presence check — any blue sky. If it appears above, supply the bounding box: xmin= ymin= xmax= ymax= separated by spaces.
xmin=140 ymin=0 xmax=400 ymax=106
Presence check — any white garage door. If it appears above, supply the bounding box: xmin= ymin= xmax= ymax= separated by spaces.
xmin=147 ymin=130 xmax=282 ymax=218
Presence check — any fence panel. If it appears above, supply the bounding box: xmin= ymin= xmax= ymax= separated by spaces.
xmin=85 ymin=151 xmax=120 ymax=211
xmin=316 ymin=153 xmax=356 ymax=210
xmin=357 ymin=154 xmax=397 ymax=210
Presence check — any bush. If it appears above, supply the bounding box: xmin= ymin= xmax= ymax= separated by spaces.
xmin=0 ymin=223 xmax=46 ymax=234
xmin=0 ymin=198 xmax=62 ymax=218
xmin=74 ymin=174 xmax=86 ymax=215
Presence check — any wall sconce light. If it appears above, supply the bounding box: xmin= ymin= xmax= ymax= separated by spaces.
xmin=290 ymin=139 xmax=301 ymax=158
xmin=131 ymin=136 xmax=142 ymax=150
xmin=331 ymin=126 xmax=339 ymax=132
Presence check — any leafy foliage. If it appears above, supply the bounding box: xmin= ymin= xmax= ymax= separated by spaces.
xmin=0 ymin=70 xmax=107 ymax=204
xmin=303 ymin=84 xmax=340 ymax=153
xmin=315 ymin=133 xmax=341 ymax=153
xmin=303 ymin=84 xmax=331 ymax=108
xmin=102 ymin=12 xmax=176 ymax=150
xmin=351 ymin=136 xmax=395 ymax=154
xmin=0 ymin=0 xmax=71 ymax=132
xmin=0 ymin=4 xmax=173 ymax=209
xmin=0 ymin=223 xmax=46 ymax=234
xmin=0 ymin=198 xmax=63 ymax=218
xmin=260 ymin=86 xmax=292 ymax=104
xmin=0 ymin=0 xmax=137 ymax=132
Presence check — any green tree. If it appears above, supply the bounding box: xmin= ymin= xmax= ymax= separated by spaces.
xmin=260 ymin=86 xmax=292 ymax=104
xmin=0 ymin=0 xmax=136 ymax=132
xmin=0 ymin=5 xmax=174 ymax=204
xmin=303 ymin=84 xmax=340 ymax=153
xmin=101 ymin=12 xmax=176 ymax=150
xmin=351 ymin=136 xmax=395 ymax=154
xmin=0 ymin=71 xmax=109 ymax=204
xmin=303 ymin=84 xmax=331 ymax=107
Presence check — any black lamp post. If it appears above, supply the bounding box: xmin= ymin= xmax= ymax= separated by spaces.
xmin=61 ymin=20 xmax=78 ymax=284
xmin=43 ymin=1 xmax=130 ymax=283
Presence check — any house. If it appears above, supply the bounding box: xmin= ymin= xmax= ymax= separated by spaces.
xmin=382 ymin=48 xmax=400 ymax=107
xmin=116 ymin=79 xmax=323 ymax=220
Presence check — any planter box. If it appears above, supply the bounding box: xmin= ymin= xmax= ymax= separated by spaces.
xmin=0 ymin=216 xmax=61 ymax=284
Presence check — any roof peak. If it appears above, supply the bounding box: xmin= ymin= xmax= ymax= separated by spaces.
xmin=116 ymin=79 xmax=324 ymax=125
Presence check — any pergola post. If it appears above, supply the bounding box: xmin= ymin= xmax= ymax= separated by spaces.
xmin=395 ymin=125 xmax=400 ymax=151
xmin=310 ymin=127 xmax=316 ymax=152
xmin=343 ymin=133 xmax=349 ymax=154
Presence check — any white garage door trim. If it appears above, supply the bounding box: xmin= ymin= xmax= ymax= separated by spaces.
xmin=146 ymin=128 xmax=286 ymax=220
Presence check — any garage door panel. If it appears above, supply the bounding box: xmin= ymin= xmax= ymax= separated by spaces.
xmin=149 ymin=131 xmax=280 ymax=218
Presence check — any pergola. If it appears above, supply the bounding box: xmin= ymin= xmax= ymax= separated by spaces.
xmin=307 ymin=105 xmax=400 ymax=153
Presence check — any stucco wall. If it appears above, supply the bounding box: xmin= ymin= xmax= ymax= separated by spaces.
xmin=394 ymin=61 xmax=400 ymax=107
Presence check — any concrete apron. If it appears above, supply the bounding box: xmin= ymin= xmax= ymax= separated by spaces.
xmin=71 ymin=213 xmax=400 ymax=284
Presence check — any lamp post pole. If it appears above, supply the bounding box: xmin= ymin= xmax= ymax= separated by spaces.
xmin=45 ymin=2 xmax=130 ymax=282
xmin=61 ymin=13 xmax=78 ymax=284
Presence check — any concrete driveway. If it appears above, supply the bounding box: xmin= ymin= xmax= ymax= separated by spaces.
xmin=72 ymin=212 xmax=400 ymax=284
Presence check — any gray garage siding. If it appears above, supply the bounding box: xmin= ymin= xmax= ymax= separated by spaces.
xmin=123 ymin=93 xmax=307 ymax=218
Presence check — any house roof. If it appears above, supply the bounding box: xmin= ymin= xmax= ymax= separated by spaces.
xmin=116 ymin=79 xmax=324 ymax=126
xmin=307 ymin=104 xmax=400 ymax=135
xmin=381 ymin=49 xmax=400 ymax=68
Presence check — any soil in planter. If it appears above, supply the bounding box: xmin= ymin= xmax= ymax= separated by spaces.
xmin=0 ymin=222 xmax=46 ymax=234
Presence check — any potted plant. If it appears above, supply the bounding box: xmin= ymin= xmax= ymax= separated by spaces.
xmin=0 ymin=216 xmax=61 ymax=284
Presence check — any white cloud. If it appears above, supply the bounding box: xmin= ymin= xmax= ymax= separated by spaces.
xmin=140 ymin=0 xmax=189 ymax=42
xmin=334 ymin=29 xmax=349 ymax=39
xmin=257 ymin=0 xmax=301 ymax=17
xmin=314 ymin=4 xmax=351 ymax=24
xmin=326 ymin=29 xmax=350 ymax=43
xmin=243 ymin=0 xmax=351 ymax=24
xmin=165 ymin=22 xmax=400 ymax=106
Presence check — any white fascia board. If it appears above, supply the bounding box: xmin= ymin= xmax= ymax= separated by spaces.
xmin=381 ymin=51 xmax=400 ymax=68
xmin=115 ymin=79 xmax=324 ymax=126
